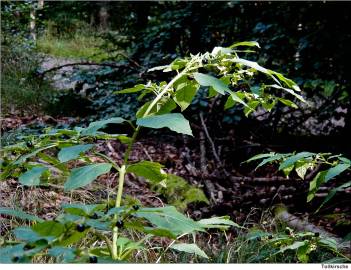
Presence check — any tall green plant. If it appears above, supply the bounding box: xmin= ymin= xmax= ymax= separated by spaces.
xmin=0 ymin=42 xmax=304 ymax=263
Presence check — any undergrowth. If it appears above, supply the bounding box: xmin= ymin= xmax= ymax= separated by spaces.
xmin=37 ymin=20 xmax=107 ymax=61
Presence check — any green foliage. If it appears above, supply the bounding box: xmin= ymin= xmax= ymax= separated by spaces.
xmin=243 ymin=228 xmax=348 ymax=263
xmin=58 ymin=144 xmax=94 ymax=163
xmin=0 ymin=44 xmax=303 ymax=263
xmin=126 ymin=161 xmax=166 ymax=184
xmin=137 ymin=114 xmax=193 ymax=136
xmin=152 ymin=174 xmax=209 ymax=211
xmin=247 ymin=152 xmax=351 ymax=209
xmin=37 ymin=21 xmax=106 ymax=61
xmin=171 ymin=243 xmax=208 ymax=259
xmin=19 ymin=166 xmax=48 ymax=186
xmin=64 ymin=163 xmax=112 ymax=191
xmin=1 ymin=2 xmax=56 ymax=115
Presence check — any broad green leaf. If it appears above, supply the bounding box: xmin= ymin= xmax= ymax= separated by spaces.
xmin=224 ymin=95 xmax=235 ymax=110
xmin=19 ymin=166 xmax=48 ymax=186
xmin=13 ymin=144 xmax=57 ymax=165
xmin=0 ymin=207 xmax=43 ymax=222
xmin=280 ymin=241 xmax=307 ymax=253
xmin=33 ymin=221 xmax=65 ymax=237
xmin=184 ymin=187 xmax=209 ymax=205
xmin=279 ymin=152 xmax=314 ymax=170
xmin=85 ymin=219 xmax=110 ymax=231
xmin=106 ymin=207 xmax=126 ymax=216
xmin=173 ymin=81 xmax=199 ymax=111
xmin=282 ymin=164 xmax=294 ymax=177
xmin=272 ymin=72 xmax=301 ymax=91
xmin=208 ymin=87 xmax=218 ymax=98
xmin=48 ymin=247 xmax=77 ymax=263
xmin=62 ymin=203 xmax=106 ymax=216
xmin=262 ymin=99 xmax=277 ymax=111
xmin=13 ymin=227 xmax=54 ymax=243
xmin=226 ymin=89 xmax=248 ymax=107
xmin=58 ymin=144 xmax=94 ymax=162
xmin=244 ymin=100 xmax=260 ymax=116
xmin=64 ymin=163 xmax=112 ymax=191
xmin=325 ymin=163 xmax=350 ymax=182
xmin=246 ymin=152 xmax=276 ymax=163
xmin=232 ymin=58 xmax=270 ymax=75
xmin=230 ymin=41 xmax=260 ymax=49
xmin=278 ymin=98 xmax=298 ymax=109
xmin=170 ymin=58 xmax=188 ymax=70
xmin=307 ymin=171 xmax=327 ymax=202
xmin=269 ymin=84 xmax=305 ymax=102
xmin=117 ymin=237 xmax=145 ymax=252
xmin=193 ymin=73 xmax=228 ymax=95
xmin=171 ymin=243 xmax=208 ymax=259
xmin=37 ymin=152 xmax=69 ymax=173
xmin=114 ymin=84 xmax=144 ymax=94
xmin=338 ymin=157 xmax=351 ymax=164
xmin=198 ymin=216 xmax=243 ymax=229
xmin=57 ymin=230 xmax=87 ymax=246
xmin=0 ymin=244 xmax=26 ymax=263
xmin=255 ymin=153 xmax=289 ymax=169
xmin=137 ymin=113 xmax=193 ymax=136
xmin=319 ymin=238 xmax=338 ymax=251
xmin=135 ymin=206 xmax=204 ymax=236
xmin=127 ymin=161 xmax=166 ymax=183
xmin=297 ymin=244 xmax=310 ymax=263
xmin=81 ymin=117 xmax=126 ymax=136
xmin=317 ymin=181 xmax=351 ymax=211
xmin=295 ymin=161 xmax=312 ymax=180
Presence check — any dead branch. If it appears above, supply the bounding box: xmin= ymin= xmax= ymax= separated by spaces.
xmin=39 ymin=62 xmax=128 ymax=77
xmin=199 ymin=130 xmax=216 ymax=202
xmin=199 ymin=112 xmax=229 ymax=177
xmin=274 ymin=204 xmax=350 ymax=253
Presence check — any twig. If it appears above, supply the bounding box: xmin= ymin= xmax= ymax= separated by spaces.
xmin=199 ymin=112 xmax=229 ymax=177
xmin=199 ymin=130 xmax=216 ymax=202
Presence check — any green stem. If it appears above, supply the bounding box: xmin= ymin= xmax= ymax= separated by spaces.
xmin=110 ymin=63 xmax=193 ymax=260
xmin=112 ymin=164 xmax=126 ymax=259
xmin=143 ymin=65 xmax=192 ymax=117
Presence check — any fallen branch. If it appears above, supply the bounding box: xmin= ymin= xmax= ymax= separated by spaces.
xmin=39 ymin=62 xmax=128 ymax=77
xmin=274 ymin=204 xmax=350 ymax=253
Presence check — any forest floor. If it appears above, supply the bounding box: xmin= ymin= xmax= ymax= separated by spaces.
xmin=2 ymin=114 xmax=350 ymax=239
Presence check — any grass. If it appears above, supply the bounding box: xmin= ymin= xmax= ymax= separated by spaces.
xmin=37 ymin=32 xmax=108 ymax=62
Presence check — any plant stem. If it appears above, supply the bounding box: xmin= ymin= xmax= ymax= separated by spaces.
xmin=112 ymin=164 xmax=126 ymax=259
xmin=110 ymin=63 xmax=193 ymax=260
xmin=115 ymin=164 xmax=126 ymax=208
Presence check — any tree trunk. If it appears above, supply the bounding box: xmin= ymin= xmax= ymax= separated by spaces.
xmin=98 ymin=3 xmax=109 ymax=31
xmin=29 ymin=0 xmax=44 ymax=41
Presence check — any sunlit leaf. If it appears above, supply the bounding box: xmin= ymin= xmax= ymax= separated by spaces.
xmin=137 ymin=113 xmax=193 ymax=136
xmin=19 ymin=166 xmax=48 ymax=186
xmin=58 ymin=144 xmax=94 ymax=162
xmin=171 ymin=243 xmax=208 ymax=259
xmin=64 ymin=163 xmax=112 ymax=191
